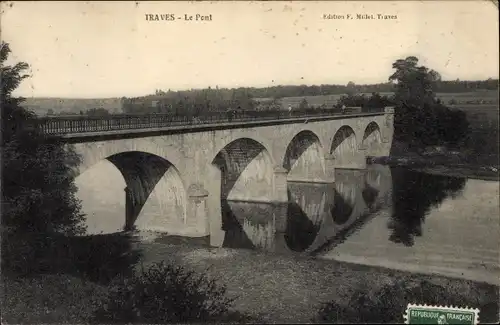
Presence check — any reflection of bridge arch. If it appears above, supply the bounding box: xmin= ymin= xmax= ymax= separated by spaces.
xmin=364 ymin=165 xmax=392 ymax=210
xmin=362 ymin=122 xmax=383 ymax=157
xmin=75 ymin=151 xmax=187 ymax=234
xmin=220 ymin=201 xmax=279 ymax=251
xmin=284 ymin=130 xmax=327 ymax=183
xmin=308 ymin=168 xmax=389 ymax=256
xmin=212 ymin=138 xmax=274 ymax=202
xmin=332 ymin=188 xmax=355 ymax=225
xmin=331 ymin=171 xmax=367 ymax=229
xmin=363 ymin=167 xmax=381 ymax=210
xmin=285 ymin=183 xmax=332 ymax=252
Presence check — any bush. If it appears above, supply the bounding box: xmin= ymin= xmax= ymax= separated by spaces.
xmin=2 ymin=42 xmax=86 ymax=274
xmin=91 ymin=261 xmax=238 ymax=323
xmin=1 ymin=231 xmax=141 ymax=284
xmin=313 ymin=279 xmax=497 ymax=324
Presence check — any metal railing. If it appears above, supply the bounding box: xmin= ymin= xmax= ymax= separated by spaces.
xmin=29 ymin=107 xmax=385 ymax=136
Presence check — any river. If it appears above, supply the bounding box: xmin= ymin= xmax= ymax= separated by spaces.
xmin=75 ymin=162 xmax=500 ymax=285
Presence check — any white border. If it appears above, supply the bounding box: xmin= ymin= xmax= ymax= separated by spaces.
xmin=404 ymin=303 xmax=480 ymax=324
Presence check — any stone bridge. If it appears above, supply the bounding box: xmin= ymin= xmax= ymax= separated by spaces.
xmin=54 ymin=108 xmax=394 ymax=239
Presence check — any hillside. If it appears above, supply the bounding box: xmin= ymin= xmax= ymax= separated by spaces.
xmin=21 ymin=97 xmax=124 ymax=116
xmin=257 ymin=91 xmax=498 ymax=110
xmin=20 ymin=89 xmax=498 ymax=116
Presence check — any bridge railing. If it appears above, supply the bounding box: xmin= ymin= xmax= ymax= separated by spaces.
xmin=31 ymin=107 xmax=385 ymax=135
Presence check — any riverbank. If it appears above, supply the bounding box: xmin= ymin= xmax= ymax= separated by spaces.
xmin=370 ymin=140 xmax=499 ymax=181
xmin=2 ymin=235 xmax=498 ymax=324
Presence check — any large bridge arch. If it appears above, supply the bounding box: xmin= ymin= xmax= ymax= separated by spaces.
xmin=209 ymin=133 xmax=278 ymax=172
xmin=211 ymin=137 xmax=275 ymax=202
xmin=283 ymin=130 xmax=329 ymax=183
xmin=70 ymin=139 xmax=188 ymax=181
xmin=362 ymin=121 xmax=384 ymax=157
xmin=329 ymin=125 xmax=368 ymax=169
xmin=74 ymin=150 xmax=188 ymax=235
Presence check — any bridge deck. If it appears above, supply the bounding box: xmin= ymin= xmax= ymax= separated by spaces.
xmin=32 ymin=109 xmax=387 ymax=139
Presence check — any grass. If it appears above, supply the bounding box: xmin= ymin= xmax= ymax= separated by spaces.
xmin=3 ymin=237 xmax=496 ymax=324
xmin=1 ymin=274 xmax=108 ymax=324
xmin=313 ymin=277 xmax=499 ymax=323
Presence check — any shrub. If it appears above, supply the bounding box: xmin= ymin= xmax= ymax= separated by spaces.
xmin=91 ymin=261 xmax=238 ymax=323
xmin=313 ymin=278 xmax=495 ymax=324
xmin=1 ymin=232 xmax=141 ymax=284
xmin=2 ymin=42 xmax=87 ymax=281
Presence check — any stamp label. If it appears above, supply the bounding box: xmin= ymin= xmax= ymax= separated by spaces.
xmin=405 ymin=304 xmax=480 ymax=324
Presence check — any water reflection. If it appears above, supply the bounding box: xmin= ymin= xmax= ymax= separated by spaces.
xmin=219 ymin=165 xmax=392 ymax=254
xmin=286 ymin=183 xmax=333 ymax=252
xmin=388 ymin=167 xmax=467 ymax=246
xmin=221 ymin=200 xmax=282 ymax=251
xmin=320 ymin=167 xmax=499 ymax=285
xmin=218 ymin=165 xmax=499 ymax=285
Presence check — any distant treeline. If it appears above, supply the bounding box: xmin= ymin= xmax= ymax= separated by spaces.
xmin=47 ymin=107 xmax=111 ymax=116
xmin=121 ymin=79 xmax=498 ymax=115
xmin=122 ymin=88 xmax=257 ymax=115
xmin=434 ymin=78 xmax=498 ymax=92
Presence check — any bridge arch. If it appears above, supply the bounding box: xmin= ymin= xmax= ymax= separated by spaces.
xmin=330 ymin=125 xmax=360 ymax=168
xmin=211 ymin=137 xmax=275 ymax=202
xmin=362 ymin=121 xmax=383 ymax=157
xmin=283 ymin=130 xmax=327 ymax=183
xmin=71 ymin=139 xmax=187 ymax=180
xmin=75 ymin=150 xmax=187 ymax=235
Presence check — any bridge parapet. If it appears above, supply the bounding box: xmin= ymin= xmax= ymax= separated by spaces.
xmin=29 ymin=107 xmax=387 ymax=136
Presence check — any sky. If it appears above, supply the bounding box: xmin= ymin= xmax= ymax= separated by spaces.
xmin=2 ymin=1 xmax=499 ymax=98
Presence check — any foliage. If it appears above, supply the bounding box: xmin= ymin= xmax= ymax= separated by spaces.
xmin=1 ymin=41 xmax=86 ymax=275
xmin=122 ymin=87 xmax=256 ymax=115
xmin=389 ymin=56 xmax=442 ymax=108
xmin=337 ymin=92 xmax=393 ymax=112
xmin=298 ymin=98 xmax=309 ymax=110
xmin=336 ymin=56 xmax=471 ymax=148
xmin=1 ymin=274 xmax=109 ymax=324
xmin=349 ymin=56 xmax=470 ymax=148
xmin=85 ymin=107 xmax=110 ymax=116
xmin=122 ymin=78 xmax=498 ymax=113
xmin=91 ymin=261 xmax=239 ymax=324
xmin=313 ymin=279 xmax=493 ymax=323
xmin=389 ymin=56 xmax=470 ymax=147
xmin=1 ymin=232 xmax=141 ymax=284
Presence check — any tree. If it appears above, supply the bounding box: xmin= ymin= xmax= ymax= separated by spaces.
xmin=299 ymin=98 xmax=309 ymax=110
xmin=86 ymin=107 xmax=110 ymax=116
xmin=1 ymin=42 xmax=85 ymax=274
xmin=388 ymin=56 xmax=468 ymax=147
xmin=389 ymin=56 xmax=441 ymax=108
xmin=346 ymin=81 xmax=356 ymax=96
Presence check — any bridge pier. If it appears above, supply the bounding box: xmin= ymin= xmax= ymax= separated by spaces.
xmin=186 ymin=183 xmax=210 ymax=236
xmin=323 ymin=153 xmax=336 ymax=183
xmin=124 ymin=186 xmax=134 ymax=231
xmin=273 ymin=166 xmax=289 ymax=202
xmin=273 ymin=203 xmax=289 ymax=233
